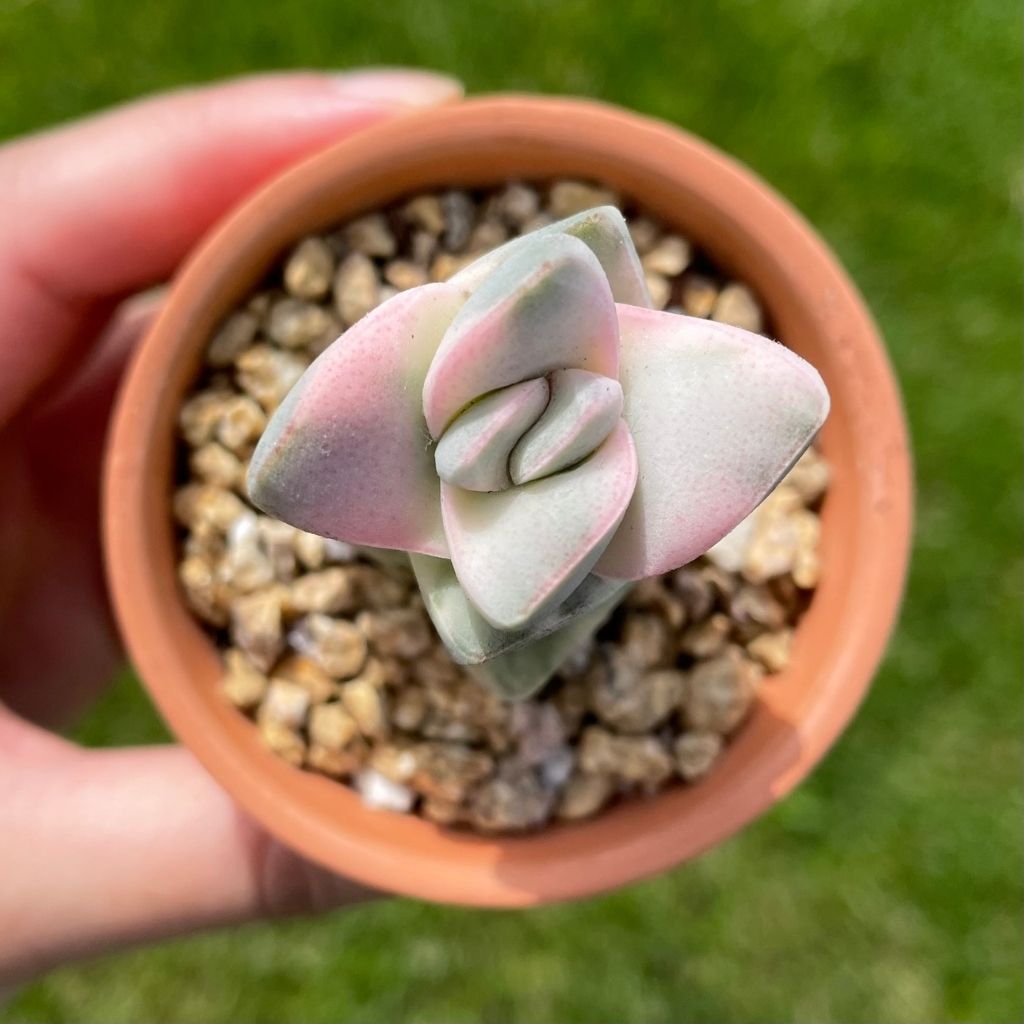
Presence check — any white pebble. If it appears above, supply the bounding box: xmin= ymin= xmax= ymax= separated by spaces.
xmin=355 ymin=769 xmax=415 ymax=813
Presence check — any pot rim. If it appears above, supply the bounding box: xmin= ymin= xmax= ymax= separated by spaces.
xmin=103 ymin=94 xmax=913 ymax=906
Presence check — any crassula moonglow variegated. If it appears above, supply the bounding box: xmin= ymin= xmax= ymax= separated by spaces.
xmin=248 ymin=207 xmax=829 ymax=698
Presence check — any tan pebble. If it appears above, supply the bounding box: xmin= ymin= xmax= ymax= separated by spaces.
xmin=305 ymin=741 xmax=365 ymax=778
xmin=467 ymin=769 xmax=551 ymax=832
xmin=728 ymin=584 xmax=787 ymax=634
xmin=410 ymin=230 xmax=437 ymax=267
xmin=340 ymin=677 xmax=389 ymax=738
xmin=625 ymin=577 xmax=687 ymax=629
xmin=214 ymin=395 xmax=267 ymax=455
xmin=588 ymin=651 xmax=684 ymax=733
xmin=678 ymin=612 xmax=732 ymax=659
xmin=220 ymin=649 xmax=268 ymax=709
xmin=557 ymin=772 xmax=614 ymax=821
xmin=357 ymin=607 xmax=433 ymax=660
xmin=402 ymin=194 xmax=446 ymax=235
xmin=627 ymin=216 xmax=660 ymax=254
xmin=219 ymin=514 xmax=275 ymax=592
xmin=674 ymin=731 xmax=723 ymax=781
xmin=236 ymin=344 xmax=308 ymax=412
xmin=700 ymin=563 xmax=740 ymax=603
xmin=368 ymin=741 xmax=421 ymax=783
xmin=178 ymin=389 xmax=234 ymax=448
xmin=494 ymin=182 xmax=540 ymax=226
xmin=182 ymin=520 xmax=226 ymax=564
xmin=293 ymin=614 xmax=368 ymax=679
xmin=383 ymin=259 xmax=428 ymax=291
xmin=429 ymin=251 xmax=480 ymax=282
xmin=230 ymin=588 xmax=285 ymax=672
xmin=266 ymin=298 xmax=339 ymax=351
xmin=743 ymin=510 xmax=800 ymax=584
xmin=189 ymin=442 xmax=243 ymax=490
xmin=412 ymin=743 xmax=494 ymax=802
xmin=469 ymin=218 xmax=508 ymax=251
xmin=255 ymin=517 xmax=298 ymax=580
xmin=348 ymin=565 xmax=411 ymax=609
xmin=441 ymin=190 xmax=475 ymax=251
xmin=419 ymin=710 xmax=484 ymax=745
xmin=173 ymin=483 xmax=247 ymax=532
xmin=783 ymin=447 xmax=830 ymax=505
xmin=246 ymin=291 xmax=274 ymax=319
xmin=578 ymin=727 xmax=674 ymax=789
xmin=509 ymin=703 xmax=566 ymax=767
xmin=704 ymin=516 xmax=756 ymax=573
xmin=258 ymin=718 xmax=305 ymax=767
xmin=178 ymin=554 xmax=230 ymax=627
xmin=548 ymin=180 xmax=618 ymax=217
xmin=747 ymin=628 xmax=794 ymax=674
xmin=206 ymin=310 xmax=259 ymax=368
xmin=791 ymin=510 xmax=822 ymax=588
xmin=670 ymin=566 xmax=716 ymax=623
xmin=420 ymin=796 xmax=463 ymax=826
xmin=293 ymin=531 xmax=326 ymax=570
xmin=273 ymin=653 xmax=338 ymax=703
xmin=260 ymin=678 xmax=311 ymax=728
xmin=712 ymin=282 xmax=764 ymax=334
xmin=683 ymin=646 xmax=762 ymax=734
xmin=644 ymin=272 xmax=671 ymax=310
xmin=334 ymin=252 xmax=381 ymax=326
xmin=288 ymin=568 xmax=358 ymax=615
xmin=377 ymin=657 xmax=409 ymax=688
xmin=392 ymin=686 xmax=429 ymax=731
xmin=680 ymin=273 xmax=719 ymax=318
xmin=620 ymin=612 xmax=674 ymax=668
xmin=642 ymin=235 xmax=691 ymax=276
xmin=343 ymin=213 xmax=396 ymax=258
xmin=551 ymin=677 xmax=589 ymax=735
xmin=283 ymin=236 xmax=336 ymax=300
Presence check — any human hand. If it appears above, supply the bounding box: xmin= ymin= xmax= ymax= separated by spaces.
xmin=0 ymin=69 xmax=462 ymax=989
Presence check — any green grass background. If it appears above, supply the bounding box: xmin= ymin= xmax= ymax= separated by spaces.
xmin=1 ymin=0 xmax=1019 ymax=1020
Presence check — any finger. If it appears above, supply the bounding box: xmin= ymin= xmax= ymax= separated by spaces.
xmin=1 ymin=739 xmax=373 ymax=986
xmin=0 ymin=69 xmax=462 ymax=425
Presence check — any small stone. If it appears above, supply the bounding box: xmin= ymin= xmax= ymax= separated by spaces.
xmin=509 ymin=703 xmax=566 ymax=768
xmin=178 ymin=554 xmax=229 ymax=626
xmin=206 ymin=311 xmax=259 ymax=368
xmin=293 ymin=531 xmax=326 ymax=570
xmin=578 ymin=727 xmax=673 ymax=789
xmin=429 ymin=251 xmax=480 ymax=282
xmin=683 ymin=647 xmax=761 ymax=734
xmin=410 ymin=230 xmax=437 ymax=266
xmin=712 ymin=282 xmax=764 ymax=334
xmin=441 ymin=190 xmax=475 ymax=251
xmin=468 ymin=218 xmax=508 ymax=252
xmin=494 ymin=182 xmax=540 ymax=226
xmin=383 ymin=259 xmax=428 ymax=291
xmin=288 ymin=568 xmax=357 ymax=616
xmin=173 ymin=484 xmax=247 ymax=532
xmin=402 ymin=194 xmax=446 ymax=235
xmin=354 ymin=768 xmax=414 ymax=812
xmin=728 ymin=584 xmax=787 ymax=634
xmin=340 ymin=677 xmax=389 ymax=738
xmin=539 ymin=748 xmax=575 ymax=791
xmin=368 ymin=741 xmax=421 ymax=783
xmin=624 ymin=577 xmax=687 ymax=629
xmin=356 ymin=607 xmax=433 ymax=660
xmin=678 ymin=612 xmax=732 ymax=659
xmin=306 ymin=741 xmax=365 ymax=778
xmin=189 ymin=442 xmax=243 ymax=490
xmin=290 ymin=614 xmax=368 ymax=679
xmin=644 ymin=272 xmax=671 ymax=310
xmin=588 ymin=651 xmax=684 ymax=733
xmin=273 ymin=653 xmax=338 ymax=703
xmin=522 ymin=213 xmax=553 ymax=233
xmin=255 ymin=518 xmax=298 ymax=580
xmin=219 ymin=513 xmax=275 ymax=592
xmin=266 ymin=298 xmax=339 ymax=350
xmin=178 ymin=389 xmax=235 ymax=448
xmin=246 ymin=291 xmax=274 ymax=319
xmin=283 ymin=236 xmax=336 ymax=300
xmin=343 ymin=213 xmax=397 ymax=258
xmin=260 ymin=678 xmax=311 ymax=729
xmin=642 ymin=235 xmax=691 ymax=276
xmin=468 ymin=769 xmax=551 ymax=832
xmin=791 ymin=511 xmax=822 ymax=589
xmin=214 ymin=395 xmax=267 ymax=455
xmin=392 ymin=686 xmax=429 ymax=731
xmin=747 ymin=629 xmax=794 ymax=674
xmin=548 ymin=180 xmax=618 ymax=217
xmin=674 ymin=731 xmax=723 ymax=781
xmin=220 ymin=649 xmax=268 ymax=709
xmin=236 ymin=344 xmax=308 ymax=412
xmin=680 ymin=273 xmax=719 ymax=318
xmin=700 ymin=563 xmax=740 ymax=603
xmin=230 ymin=588 xmax=285 ymax=672
xmin=783 ymin=447 xmax=830 ymax=505
xmin=182 ymin=520 xmax=226 ymax=564
xmin=551 ymin=677 xmax=589 ymax=735
xmin=420 ymin=796 xmax=463 ymax=826
xmin=258 ymin=718 xmax=305 ymax=767
xmin=670 ymin=566 xmax=716 ymax=623
xmin=627 ymin=217 xmax=660 ymax=255
xmin=704 ymin=516 xmax=756 ymax=573
xmin=620 ymin=612 xmax=673 ymax=668
xmin=334 ymin=252 xmax=381 ymax=327
xmin=323 ymin=538 xmax=357 ymax=564
xmin=742 ymin=489 xmax=803 ymax=584
xmin=557 ymin=772 xmax=614 ymax=821
xmin=412 ymin=742 xmax=494 ymax=802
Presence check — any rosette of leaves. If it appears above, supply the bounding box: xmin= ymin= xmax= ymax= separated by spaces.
xmin=249 ymin=207 xmax=829 ymax=698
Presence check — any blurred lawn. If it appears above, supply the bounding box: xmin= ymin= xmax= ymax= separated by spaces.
xmin=1 ymin=0 xmax=1020 ymax=1021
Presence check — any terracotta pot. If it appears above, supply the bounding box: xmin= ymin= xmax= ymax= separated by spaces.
xmin=103 ymin=96 xmax=912 ymax=907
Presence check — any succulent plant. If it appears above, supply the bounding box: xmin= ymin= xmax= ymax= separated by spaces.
xmin=248 ymin=206 xmax=829 ymax=698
